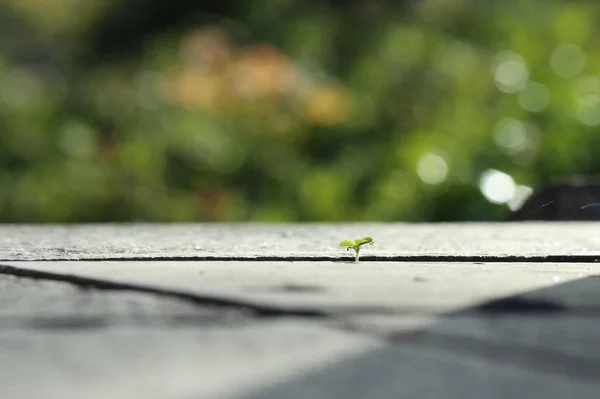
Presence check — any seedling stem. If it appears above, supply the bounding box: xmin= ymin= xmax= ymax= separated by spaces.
xmin=339 ymin=237 xmax=374 ymax=262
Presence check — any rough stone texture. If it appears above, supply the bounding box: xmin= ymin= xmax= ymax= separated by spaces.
xmin=2 ymin=263 xmax=600 ymax=399
xmin=1 ymin=222 xmax=600 ymax=260
xmin=0 ymin=317 xmax=378 ymax=399
xmin=0 ymin=274 xmax=248 ymax=330
xmin=4 ymin=261 xmax=600 ymax=314
xmin=249 ymin=334 xmax=600 ymax=399
xmin=0 ymin=275 xmax=380 ymax=399
xmin=2 ymin=223 xmax=600 ymax=399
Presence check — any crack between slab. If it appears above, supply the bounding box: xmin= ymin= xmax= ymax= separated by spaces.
xmin=0 ymin=263 xmax=440 ymax=320
xmin=3 ymin=254 xmax=600 ymax=262
xmin=8 ymin=261 xmax=583 ymax=323
xmin=4 ymin=263 xmax=600 ymax=383
xmin=0 ymin=263 xmax=331 ymax=319
xmin=3 ymin=262 xmax=599 ymax=384
xmin=2 ymin=262 xmax=599 ymax=325
xmin=2 ymin=259 xmax=599 ymax=334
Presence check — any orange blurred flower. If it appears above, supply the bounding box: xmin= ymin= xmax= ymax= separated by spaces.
xmin=228 ymin=43 xmax=299 ymax=100
xmin=302 ymin=85 xmax=353 ymax=126
xmin=160 ymin=68 xmax=226 ymax=112
xmin=179 ymin=27 xmax=232 ymax=70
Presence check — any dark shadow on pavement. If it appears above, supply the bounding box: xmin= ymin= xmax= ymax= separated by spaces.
xmin=248 ymin=276 xmax=600 ymax=399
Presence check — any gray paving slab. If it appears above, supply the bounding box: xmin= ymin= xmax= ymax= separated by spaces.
xmin=0 ymin=319 xmax=379 ymax=399
xmin=0 ymin=274 xmax=248 ymax=330
xmin=1 ymin=222 xmax=600 ymax=260
xmin=249 ymin=337 xmax=600 ymax=399
xmin=0 ymin=276 xmax=382 ymax=399
xmin=3 ymin=223 xmax=600 ymax=399
xmin=2 ymin=263 xmax=600 ymax=399
xmin=4 ymin=261 xmax=600 ymax=314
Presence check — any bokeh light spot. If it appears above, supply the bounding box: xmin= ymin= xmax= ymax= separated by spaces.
xmin=507 ymin=185 xmax=534 ymax=211
xmin=518 ymin=82 xmax=550 ymax=112
xmin=493 ymin=52 xmax=528 ymax=93
xmin=550 ymin=44 xmax=586 ymax=79
xmin=417 ymin=153 xmax=448 ymax=185
xmin=435 ymin=40 xmax=480 ymax=80
xmin=479 ymin=169 xmax=516 ymax=204
xmin=576 ymin=94 xmax=600 ymax=126
xmin=572 ymin=75 xmax=600 ymax=100
xmin=494 ymin=118 xmax=527 ymax=154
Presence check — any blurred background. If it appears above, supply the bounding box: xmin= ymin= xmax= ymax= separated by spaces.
xmin=1 ymin=0 xmax=599 ymax=223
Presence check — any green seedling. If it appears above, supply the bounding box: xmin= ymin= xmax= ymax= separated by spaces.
xmin=339 ymin=236 xmax=374 ymax=262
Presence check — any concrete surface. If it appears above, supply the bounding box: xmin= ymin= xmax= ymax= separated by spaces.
xmin=3 ymin=261 xmax=600 ymax=313
xmin=1 ymin=222 xmax=600 ymax=260
xmin=1 ymin=223 xmax=600 ymax=399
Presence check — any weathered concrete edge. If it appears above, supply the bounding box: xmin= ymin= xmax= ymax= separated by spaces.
xmin=3 ymin=255 xmax=600 ymax=263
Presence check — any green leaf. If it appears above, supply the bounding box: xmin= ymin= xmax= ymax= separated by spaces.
xmin=354 ymin=236 xmax=373 ymax=247
xmin=339 ymin=239 xmax=356 ymax=247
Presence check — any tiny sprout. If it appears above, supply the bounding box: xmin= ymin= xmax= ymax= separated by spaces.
xmin=339 ymin=236 xmax=374 ymax=262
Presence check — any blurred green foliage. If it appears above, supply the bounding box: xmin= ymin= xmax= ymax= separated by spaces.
xmin=1 ymin=0 xmax=600 ymax=223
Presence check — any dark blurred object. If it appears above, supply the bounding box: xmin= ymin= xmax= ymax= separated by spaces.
xmin=83 ymin=0 xmax=238 ymax=63
xmin=83 ymin=0 xmax=407 ymax=63
xmin=507 ymin=178 xmax=600 ymax=221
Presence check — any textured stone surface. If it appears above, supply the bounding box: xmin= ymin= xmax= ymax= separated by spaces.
xmin=249 ymin=333 xmax=600 ymax=399
xmin=0 ymin=317 xmax=378 ymax=399
xmin=2 ymin=266 xmax=600 ymax=399
xmin=1 ymin=222 xmax=600 ymax=260
xmin=4 ymin=261 xmax=600 ymax=314
xmin=0 ymin=274 xmax=248 ymax=330
xmin=0 ymin=275 xmax=380 ymax=399
xmin=2 ymin=223 xmax=600 ymax=399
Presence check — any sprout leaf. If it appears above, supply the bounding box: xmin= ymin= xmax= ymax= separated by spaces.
xmin=355 ymin=237 xmax=373 ymax=247
xmin=339 ymin=236 xmax=375 ymax=262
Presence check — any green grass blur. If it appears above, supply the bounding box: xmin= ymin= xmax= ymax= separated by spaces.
xmin=1 ymin=0 xmax=599 ymax=222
